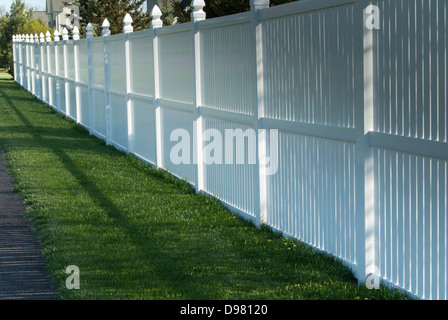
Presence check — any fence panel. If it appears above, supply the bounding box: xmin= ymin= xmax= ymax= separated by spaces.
xmin=157 ymin=25 xmax=196 ymax=182
xmin=65 ymin=41 xmax=76 ymax=119
xmin=91 ymin=38 xmax=106 ymax=139
xmin=260 ymin=2 xmax=359 ymax=269
xmin=40 ymin=41 xmax=48 ymax=103
xmin=202 ymin=116 xmax=258 ymax=220
xmin=129 ymin=32 xmax=154 ymax=96
xmin=200 ymin=14 xmax=255 ymax=115
xmin=34 ymin=40 xmax=42 ymax=99
xmin=107 ymin=35 xmax=127 ymax=151
xmin=158 ymin=28 xmax=194 ymax=104
xmin=161 ymin=105 xmax=196 ymax=184
xmin=371 ymin=0 xmax=448 ymax=300
xmin=77 ymin=39 xmax=90 ymax=128
xmin=54 ymin=42 xmax=63 ymax=112
xmin=129 ymin=31 xmax=157 ymax=164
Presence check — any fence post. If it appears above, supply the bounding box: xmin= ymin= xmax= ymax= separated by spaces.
xmin=86 ymin=23 xmax=95 ymax=136
xmin=28 ymin=34 xmax=32 ymax=93
xmin=18 ymin=35 xmax=22 ymax=85
xmin=20 ymin=34 xmax=24 ymax=86
xmin=102 ymin=19 xmax=112 ymax=146
xmin=22 ymin=34 xmax=26 ymax=87
xmin=29 ymin=34 xmax=35 ymax=95
xmin=352 ymin=0 xmax=376 ymax=283
xmin=25 ymin=34 xmax=30 ymax=90
xmin=123 ymin=13 xmax=134 ymax=154
xmin=31 ymin=34 xmax=37 ymax=96
xmin=21 ymin=34 xmax=26 ymax=88
xmin=63 ymin=28 xmax=70 ymax=118
xmin=150 ymin=5 xmax=163 ymax=168
xmin=54 ymin=30 xmax=61 ymax=113
xmin=250 ymin=0 xmax=269 ymax=227
xmin=40 ymin=33 xmax=46 ymax=103
xmin=191 ymin=0 xmax=206 ymax=192
xmin=46 ymin=31 xmax=53 ymax=108
xmin=362 ymin=0 xmax=376 ymax=284
xmin=73 ymin=27 xmax=81 ymax=125
xmin=34 ymin=34 xmax=41 ymax=99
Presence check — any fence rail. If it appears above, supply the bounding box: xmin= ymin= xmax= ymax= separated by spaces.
xmin=12 ymin=0 xmax=448 ymax=300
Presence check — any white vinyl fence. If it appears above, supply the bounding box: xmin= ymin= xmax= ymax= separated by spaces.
xmin=12 ymin=0 xmax=448 ymax=300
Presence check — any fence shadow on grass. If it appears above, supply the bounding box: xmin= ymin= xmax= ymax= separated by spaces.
xmin=0 ymin=79 xmax=211 ymax=298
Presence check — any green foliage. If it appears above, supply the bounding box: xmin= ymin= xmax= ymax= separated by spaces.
xmin=172 ymin=0 xmax=299 ymax=23
xmin=22 ymin=20 xmax=54 ymax=37
xmin=0 ymin=0 xmax=34 ymax=74
xmin=160 ymin=0 xmax=176 ymax=26
xmin=171 ymin=0 xmax=192 ymax=23
xmin=72 ymin=0 xmax=150 ymax=36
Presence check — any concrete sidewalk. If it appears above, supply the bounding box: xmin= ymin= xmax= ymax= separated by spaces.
xmin=0 ymin=147 xmax=58 ymax=300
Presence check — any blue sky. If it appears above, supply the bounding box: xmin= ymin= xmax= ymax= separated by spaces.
xmin=0 ymin=0 xmax=147 ymax=14
xmin=0 ymin=0 xmax=46 ymax=13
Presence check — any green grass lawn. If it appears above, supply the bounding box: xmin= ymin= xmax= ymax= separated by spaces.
xmin=0 ymin=75 xmax=411 ymax=300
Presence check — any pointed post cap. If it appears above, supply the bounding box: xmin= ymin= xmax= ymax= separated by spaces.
xmin=54 ymin=30 xmax=60 ymax=41
xmin=73 ymin=26 xmax=80 ymax=40
xmin=40 ymin=32 xmax=45 ymax=43
xmin=191 ymin=0 xmax=205 ymax=10
xmin=123 ymin=13 xmax=133 ymax=33
xmin=191 ymin=0 xmax=206 ymax=22
xmin=102 ymin=18 xmax=111 ymax=36
xmin=25 ymin=34 xmax=29 ymax=42
xmin=34 ymin=34 xmax=39 ymax=43
xmin=62 ymin=28 xmax=69 ymax=40
xmin=151 ymin=5 xmax=163 ymax=29
xmin=86 ymin=23 xmax=94 ymax=38
xmin=29 ymin=34 xmax=34 ymax=43
xmin=45 ymin=31 xmax=52 ymax=42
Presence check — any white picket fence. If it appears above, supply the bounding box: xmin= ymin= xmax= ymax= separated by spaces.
xmin=12 ymin=0 xmax=448 ymax=300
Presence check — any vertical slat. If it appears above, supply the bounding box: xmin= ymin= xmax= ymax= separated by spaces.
xmin=403 ymin=153 xmax=410 ymax=290
xmin=439 ymin=0 xmax=447 ymax=143
xmin=410 ymin=153 xmax=417 ymax=293
xmin=402 ymin=0 xmax=410 ymax=138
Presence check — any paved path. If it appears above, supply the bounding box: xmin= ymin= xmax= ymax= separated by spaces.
xmin=0 ymin=147 xmax=58 ymax=300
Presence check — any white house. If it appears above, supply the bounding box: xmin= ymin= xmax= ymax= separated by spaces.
xmin=46 ymin=0 xmax=75 ymax=34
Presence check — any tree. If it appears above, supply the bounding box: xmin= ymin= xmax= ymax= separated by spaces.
xmin=160 ymin=0 xmax=176 ymax=26
xmin=0 ymin=0 xmax=33 ymax=73
xmin=71 ymin=0 xmax=150 ymax=36
xmin=171 ymin=0 xmax=299 ymax=23
xmin=23 ymin=20 xmax=54 ymax=37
